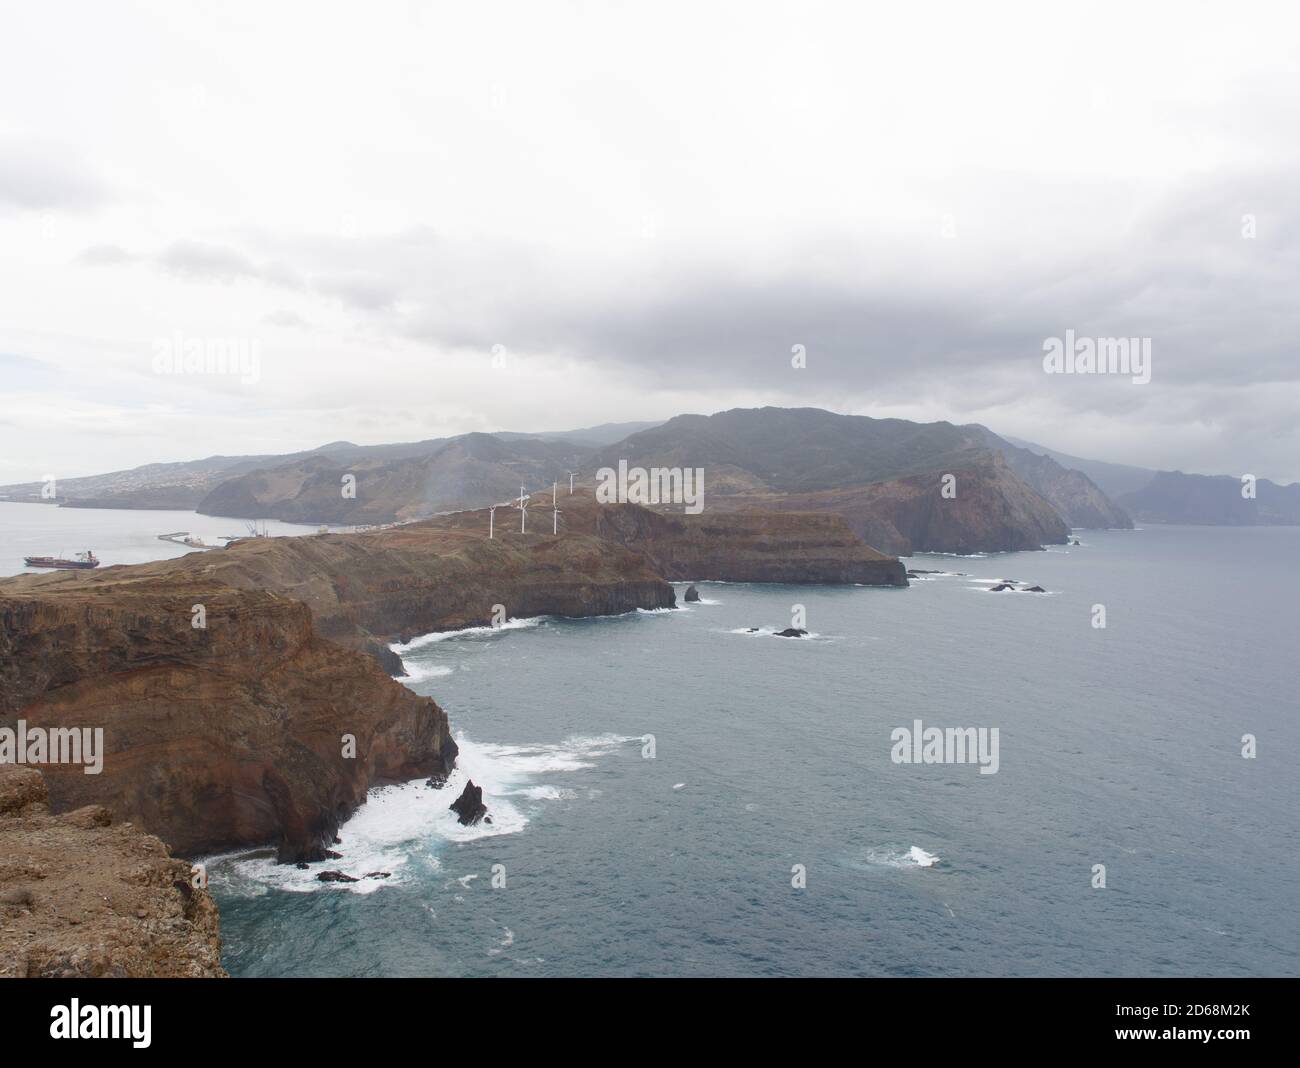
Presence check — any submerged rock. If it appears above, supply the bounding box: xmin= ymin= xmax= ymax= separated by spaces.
xmin=1024 ymin=585 xmax=1047 ymax=593
xmin=317 ymin=870 xmax=358 ymax=883
xmin=775 ymin=627 xmax=809 ymax=638
xmin=989 ymin=583 xmax=1016 ymax=592
xmin=450 ymin=780 xmax=489 ymax=826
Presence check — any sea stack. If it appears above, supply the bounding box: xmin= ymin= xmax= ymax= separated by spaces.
xmin=684 ymin=584 xmax=701 ymax=602
xmin=450 ymin=780 xmax=489 ymax=826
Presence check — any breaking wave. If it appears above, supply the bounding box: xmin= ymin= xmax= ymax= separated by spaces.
xmin=204 ymin=731 xmax=638 ymax=897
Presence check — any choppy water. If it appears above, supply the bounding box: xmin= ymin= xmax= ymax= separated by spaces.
xmin=204 ymin=526 xmax=1292 ymax=975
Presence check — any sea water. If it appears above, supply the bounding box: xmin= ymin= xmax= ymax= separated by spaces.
xmin=198 ymin=525 xmax=1296 ymax=975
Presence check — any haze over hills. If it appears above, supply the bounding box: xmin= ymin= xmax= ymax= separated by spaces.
xmin=16 ymin=404 xmax=1295 ymax=550
xmin=0 ymin=407 xmax=1143 ymax=556
xmin=1002 ymin=436 xmax=1300 ymax=526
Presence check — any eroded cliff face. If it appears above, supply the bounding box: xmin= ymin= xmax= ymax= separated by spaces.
xmin=704 ymin=453 xmax=1070 ymax=555
xmin=571 ymin=498 xmax=906 ymax=585
xmin=0 ymin=578 xmax=457 ymax=862
xmin=0 ymin=765 xmax=225 ymax=978
xmin=0 ymin=499 xmax=895 ymax=874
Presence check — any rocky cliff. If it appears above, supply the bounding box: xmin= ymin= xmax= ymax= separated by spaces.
xmin=0 ymin=500 xmax=897 ymax=882
xmin=703 ymin=451 xmax=1070 ymax=555
xmin=0 ymin=575 xmax=458 ymax=863
xmin=1118 ymin=470 xmax=1300 ymax=525
xmin=508 ymin=492 xmax=908 ymax=585
xmin=0 ymin=766 xmax=225 ymax=978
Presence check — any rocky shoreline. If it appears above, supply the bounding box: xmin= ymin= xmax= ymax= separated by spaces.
xmin=0 ymin=497 xmax=907 ymax=975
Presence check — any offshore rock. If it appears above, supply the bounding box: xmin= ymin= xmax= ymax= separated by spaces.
xmin=449 ymin=780 xmax=489 ymax=826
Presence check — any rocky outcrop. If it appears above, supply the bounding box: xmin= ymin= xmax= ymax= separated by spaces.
xmin=0 ymin=766 xmax=225 ymax=978
xmin=975 ymin=429 xmax=1133 ymax=529
xmin=683 ymin=584 xmax=701 ymax=602
xmin=532 ymin=494 xmax=907 ymax=585
xmin=0 ymin=493 xmax=896 ymax=874
xmin=0 ymin=575 xmax=458 ymax=863
xmin=449 ymin=780 xmax=489 ymax=826
xmin=707 ymin=451 xmax=1069 ymax=556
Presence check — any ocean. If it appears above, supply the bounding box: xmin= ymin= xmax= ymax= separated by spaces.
xmin=197 ymin=524 xmax=1298 ymax=977
xmin=0 ymin=501 xmax=323 ymax=577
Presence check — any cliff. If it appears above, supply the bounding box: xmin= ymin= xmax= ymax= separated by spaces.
xmin=975 ymin=431 xmax=1133 ymax=530
xmin=0 ymin=766 xmax=225 ymax=978
xmin=0 ymin=499 xmax=895 ymax=876
xmin=703 ymin=451 xmax=1070 ymax=555
xmin=1118 ymin=470 xmax=1300 ymax=525
xmin=496 ymin=492 xmax=909 ymax=585
xmin=0 ymin=576 xmax=458 ymax=863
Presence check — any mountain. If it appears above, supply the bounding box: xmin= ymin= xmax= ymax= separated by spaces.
xmin=589 ymin=407 xmax=1131 ymax=553
xmin=972 ymin=430 xmax=1133 ymax=529
xmin=496 ymin=419 xmax=664 ymax=447
xmin=1001 ymin=436 xmax=1158 ymax=500
xmin=1003 ymin=436 xmax=1300 ymax=526
xmin=195 ymin=432 xmax=587 ymax=523
xmin=1116 ymin=470 xmax=1300 ymax=525
xmin=1 ymin=407 xmax=1138 ymax=553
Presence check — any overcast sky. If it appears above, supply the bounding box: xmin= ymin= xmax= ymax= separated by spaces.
xmin=2 ymin=0 xmax=1298 ymax=485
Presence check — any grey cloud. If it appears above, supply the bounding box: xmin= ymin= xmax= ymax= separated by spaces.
xmin=312 ymin=273 xmax=398 ymax=310
xmin=76 ymin=243 xmax=135 ymax=265
xmin=0 ymin=143 xmax=111 ymax=212
xmin=264 ymin=308 xmax=309 ymax=328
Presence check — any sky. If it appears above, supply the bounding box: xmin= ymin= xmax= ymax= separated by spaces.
xmin=1 ymin=0 xmax=1298 ymax=485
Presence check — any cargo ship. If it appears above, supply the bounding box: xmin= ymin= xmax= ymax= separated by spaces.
xmin=23 ymin=550 xmax=100 ymax=569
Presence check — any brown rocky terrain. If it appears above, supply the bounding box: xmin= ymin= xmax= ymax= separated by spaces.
xmin=0 ymin=574 xmax=458 ymax=863
xmin=0 ymin=765 xmax=225 ymax=978
xmin=0 ymin=495 xmax=905 ymax=979
xmin=701 ymin=451 xmax=1070 ymax=555
xmin=1 ymin=499 xmax=900 ymax=869
xmin=475 ymin=489 xmax=909 ymax=585
xmin=2 ymin=409 xmax=1135 ymax=554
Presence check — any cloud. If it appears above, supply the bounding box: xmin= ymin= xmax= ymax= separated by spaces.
xmin=76 ymin=243 xmax=135 ymax=265
xmin=0 ymin=141 xmax=111 ymax=213
xmin=263 ymin=309 xmax=309 ymax=328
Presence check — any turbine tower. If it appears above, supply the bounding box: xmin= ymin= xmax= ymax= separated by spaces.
xmin=566 ymin=470 xmax=576 ymax=494
xmin=515 ymin=485 xmax=530 ymax=533
xmin=488 ymin=503 xmax=499 ymax=539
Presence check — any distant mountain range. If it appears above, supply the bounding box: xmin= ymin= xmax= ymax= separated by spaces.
xmin=1001 ymin=437 xmax=1300 ymax=526
xmin=2 ymin=407 xmax=1292 ymax=552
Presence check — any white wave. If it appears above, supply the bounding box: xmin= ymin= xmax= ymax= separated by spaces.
xmin=391 ymin=615 xmax=547 ymax=652
xmin=861 ymin=846 xmax=941 ymax=870
xmin=399 ymin=662 xmax=454 ymax=684
xmin=726 ymin=626 xmax=823 ymax=640
xmin=205 ymin=731 xmax=636 ymax=896
xmin=636 ymin=605 xmax=682 ymax=615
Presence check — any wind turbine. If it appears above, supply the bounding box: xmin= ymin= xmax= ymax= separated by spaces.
xmin=566 ymin=470 xmax=576 ymax=494
xmin=515 ymin=485 xmax=530 ymax=533
xmin=552 ymin=481 xmax=561 ymax=533
xmin=488 ymin=503 xmax=500 ymax=539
